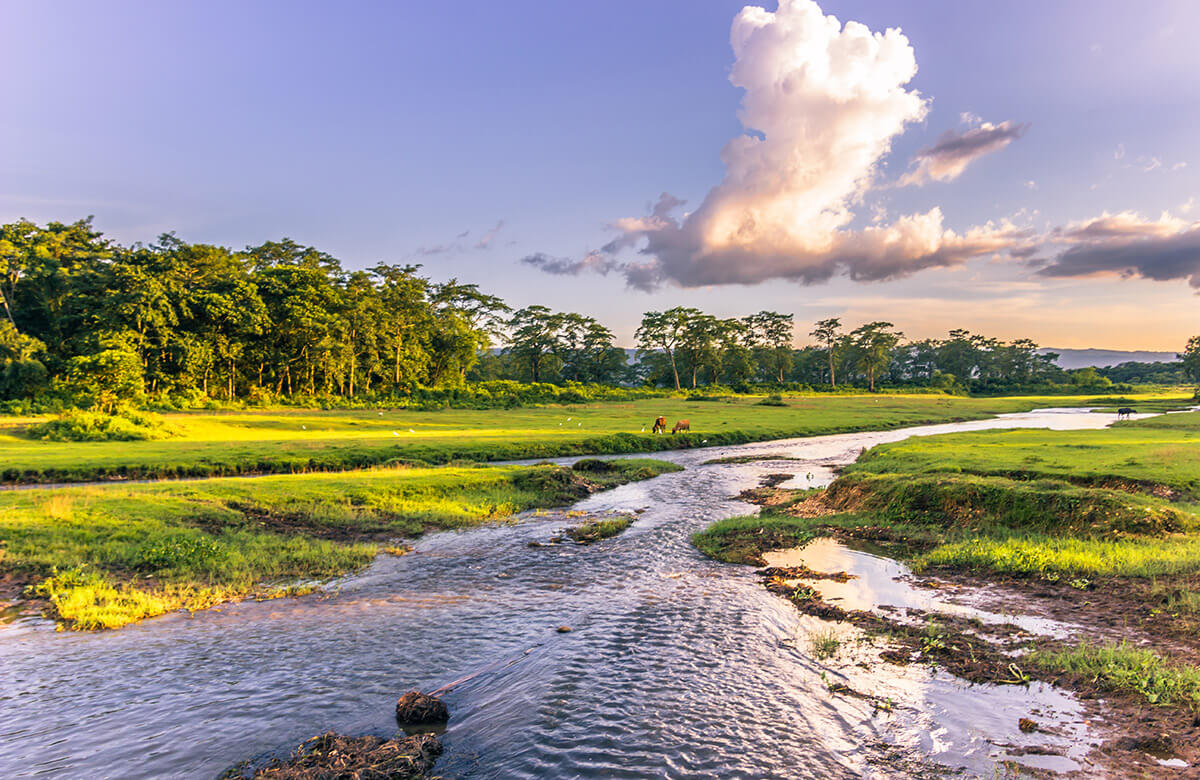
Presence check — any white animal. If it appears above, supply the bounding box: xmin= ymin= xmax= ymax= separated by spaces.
xmin=392 ymin=431 xmax=399 ymax=436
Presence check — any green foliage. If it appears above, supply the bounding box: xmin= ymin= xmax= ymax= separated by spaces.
xmin=1028 ymin=643 xmax=1200 ymax=710
xmin=27 ymin=408 xmax=174 ymax=442
xmin=1182 ymin=336 xmax=1200 ymax=385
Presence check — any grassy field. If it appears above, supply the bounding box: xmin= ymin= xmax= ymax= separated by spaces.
xmin=693 ymin=410 xmax=1200 ymax=722
xmin=848 ymin=411 xmax=1200 ymax=499
xmin=1 ymin=391 xmax=1189 ymax=484
xmin=698 ymin=410 xmax=1200 ymax=578
xmin=1 ymin=458 xmax=679 ymax=630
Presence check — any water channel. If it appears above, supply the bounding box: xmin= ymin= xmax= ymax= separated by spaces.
xmin=0 ymin=409 xmax=1136 ymax=778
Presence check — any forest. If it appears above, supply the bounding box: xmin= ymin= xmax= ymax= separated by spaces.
xmin=2 ymin=217 xmax=1198 ymax=411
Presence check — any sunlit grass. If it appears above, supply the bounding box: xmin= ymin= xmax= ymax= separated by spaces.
xmin=4 ymin=393 xmax=1188 ymax=484
xmin=3 ymin=459 xmax=679 ymax=629
xmin=918 ymin=535 xmax=1200 ymax=578
xmin=848 ymin=409 xmax=1200 ymax=498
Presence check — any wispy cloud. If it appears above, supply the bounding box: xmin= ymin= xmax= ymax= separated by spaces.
xmin=474 ymin=220 xmax=505 ymax=249
xmin=898 ymin=119 xmax=1029 ymax=187
xmin=414 ymin=220 xmax=506 ymax=257
xmin=521 ymin=250 xmax=618 ymax=275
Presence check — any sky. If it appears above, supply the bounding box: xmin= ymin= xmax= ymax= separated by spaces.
xmin=3 ymin=0 xmax=1200 ymax=350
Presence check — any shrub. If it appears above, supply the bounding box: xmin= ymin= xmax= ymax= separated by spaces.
xmin=26 ymin=408 xmax=176 ymax=442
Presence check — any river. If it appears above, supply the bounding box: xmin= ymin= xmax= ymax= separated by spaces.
xmin=0 ymin=409 xmax=1136 ymax=778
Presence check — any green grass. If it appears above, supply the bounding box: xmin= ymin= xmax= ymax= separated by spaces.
xmin=848 ymin=409 xmax=1200 ymax=498
xmin=810 ymin=628 xmax=842 ymax=660
xmin=692 ymin=513 xmax=823 ymax=564
xmin=1 ymin=458 xmax=679 ymax=630
xmin=1028 ymin=642 xmax=1200 ymax=710
xmin=696 ymin=410 xmax=1200 ymax=579
xmin=2 ymin=392 xmax=1186 ymax=484
xmin=920 ymin=535 xmax=1200 ymax=578
xmin=565 ymin=516 xmax=634 ymax=543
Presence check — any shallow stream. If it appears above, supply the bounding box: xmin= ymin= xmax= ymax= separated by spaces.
xmin=0 ymin=409 xmax=1139 ymax=778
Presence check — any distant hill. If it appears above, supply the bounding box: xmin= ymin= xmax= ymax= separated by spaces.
xmin=1038 ymin=348 xmax=1180 ymax=369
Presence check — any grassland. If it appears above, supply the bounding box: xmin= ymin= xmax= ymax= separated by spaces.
xmin=699 ymin=410 xmax=1200 ymax=577
xmin=694 ymin=409 xmax=1200 ymax=732
xmin=2 ymin=391 xmax=1188 ymax=485
xmin=1 ymin=458 xmax=679 ymax=630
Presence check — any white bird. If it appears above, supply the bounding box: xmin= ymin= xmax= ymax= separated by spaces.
xmin=578 ymin=423 xmax=582 ymax=427
xmin=392 ymin=431 xmax=399 ymax=436
xmin=378 ymin=411 xmax=383 ymax=416
xmin=641 ymin=427 xmax=646 ymax=432
xmin=702 ymin=439 xmax=708 ymax=444
xmin=567 ymin=417 xmax=572 ymax=421
xmin=301 ymin=425 xmax=306 ymax=430
xmin=409 ymin=428 xmax=416 ymax=433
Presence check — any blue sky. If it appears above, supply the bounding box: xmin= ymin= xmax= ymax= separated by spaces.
xmin=4 ymin=1 xmax=1199 ymax=348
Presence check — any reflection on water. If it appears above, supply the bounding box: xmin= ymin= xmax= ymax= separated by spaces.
xmin=764 ymin=539 xmax=1072 ymax=637
xmin=0 ymin=409 xmax=1131 ymax=778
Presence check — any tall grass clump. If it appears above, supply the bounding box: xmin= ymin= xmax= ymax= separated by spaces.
xmin=26 ymin=408 xmax=175 ymax=442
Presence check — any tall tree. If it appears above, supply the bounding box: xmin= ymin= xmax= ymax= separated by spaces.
xmin=850 ymin=321 xmax=903 ymax=392
xmin=636 ymin=308 xmax=698 ymax=391
xmin=810 ymin=318 xmax=843 ymax=388
xmin=507 ymin=305 xmax=561 ymax=383
xmin=1181 ymin=336 xmax=1200 ymax=386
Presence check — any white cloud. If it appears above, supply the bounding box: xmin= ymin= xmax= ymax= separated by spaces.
xmin=583 ymin=0 xmax=1030 ymax=289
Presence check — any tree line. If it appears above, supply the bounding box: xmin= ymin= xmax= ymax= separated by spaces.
xmin=2 ymin=218 xmax=1197 ymax=409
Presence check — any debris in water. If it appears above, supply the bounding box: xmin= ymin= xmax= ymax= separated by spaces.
xmin=557 ymin=625 xmax=573 ymax=633
xmin=1019 ymin=717 xmax=1038 ymax=733
xmin=250 ymin=731 xmax=441 ymax=779
xmin=395 ymin=691 xmax=449 ymax=726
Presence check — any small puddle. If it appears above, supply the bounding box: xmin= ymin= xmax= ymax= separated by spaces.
xmin=764 ymin=538 xmax=1098 ymax=775
xmin=764 ymin=538 xmax=1074 ymax=637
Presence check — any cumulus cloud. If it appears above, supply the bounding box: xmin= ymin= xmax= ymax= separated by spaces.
xmin=898 ymin=120 xmax=1029 ymax=186
xmin=1039 ymin=211 xmax=1200 ymax=288
xmin=524 ymin=0 xmax=1031 ymax=290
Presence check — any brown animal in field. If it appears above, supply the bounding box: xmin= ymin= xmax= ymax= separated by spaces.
xmin=1117 ymin=407 xmax=1136 ymax=420
xmin=652 ymin=416 xmax=667 ymax=434
xmin=672 ymin=419 xmax=690 ymax=434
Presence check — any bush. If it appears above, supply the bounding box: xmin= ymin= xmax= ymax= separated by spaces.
xmin=26 ymin=408 xmax=176 ymax=442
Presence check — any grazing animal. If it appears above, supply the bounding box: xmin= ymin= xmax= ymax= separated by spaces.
xmin=652 ymin=416 xmax=667 ymax=434
xmin=672 ymin=419 xmax=690 ymax=434
xmin=1117 ymin=406 xmax=1136 ymax=420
